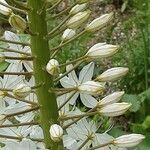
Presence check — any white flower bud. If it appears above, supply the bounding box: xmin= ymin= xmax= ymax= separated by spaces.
xmin=46 ymin=59 xmax=60 ymax=76
xmin=0 ymin=53 xmax=5 ymax=63
xmin=67 ymin=10 xmax=91 ymax=29
xmin=85 ymin=12 xmax=114 ymax=32
xmin=98 ymin=91 xmax=125 ymax=106
xmin=78 ymin=81 xmax=105 ymax=95
xmin=0 ymin=0 xmax=12 ymax=16
xmin=62 ymin=29 xmax=76 ymax=41
xmin=13 ymin=84 xmax=31 ymax=98
xmin=69 ymin=3 xmax=87 ymax=15
xmin=85 ymin=43 xmax=119 ymax=60
xmin=0 ymin=115 xmax=6 ymax=125
xmin=113 ymin=134 xmax=145 ymax=148
xmin=96 ymin=67 xmax=129 ymax=82
xmin=49 ymin=124 xmax=63 ymax=142
xmin=9 ymin=14 xmax=27 ymax=31
xmin=99 ymin=102 xmax=131 ymax=117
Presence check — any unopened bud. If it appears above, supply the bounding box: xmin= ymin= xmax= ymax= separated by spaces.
xmin=0 ymin=53 xmax=5 ymax=63
xmin=0 ymin=114 xmax=6 ymax=125
xmin=49 ymin=124 xmax=63 ymax=142
xmin=62 ymin=29 xmax=76 ymax=41
xmin=85 ymin=12 xmax=114 ymax=32
xmin=0 ymin=0 xmax=12 ymax=16
xmin=13 ymin=84 xmax=31 ymax=98
xmin=9 ymin=14 xmax=27 ymax=31
xmin=85 ymin=43 xmax=119 ymax=60
xmin=113 ymin=134 xmax=145 ymax=148
xmin=96 ymin=67 xmax=129 ymax=82
xmin=67 ymin=10 xmax=91 ymax=29
xmin=99 ymin=102 xmax=131 ymax=117
xmin=69 ymin=3 xmax=87 ymax=15
xmin=78 ymin=81 xmax=105 ymax=95
xmin=98 ymin=91 xmax=125 ymax=106
xmin=46 ymin=59 xmax=60 ymax=76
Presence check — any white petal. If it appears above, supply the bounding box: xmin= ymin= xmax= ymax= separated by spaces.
xmin=79 ymin=62 xmax=95 ymax=83
xmin=80 ymin=93 xmax=97 ymax=108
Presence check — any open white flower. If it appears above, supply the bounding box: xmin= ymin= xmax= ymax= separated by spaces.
xmin=59 ymin=62 xmax=99 ymax=108
xmin=64 ymin=118 xmax=126 ymax=150
xmin=3 ymin=31 xmax=32 ymax=72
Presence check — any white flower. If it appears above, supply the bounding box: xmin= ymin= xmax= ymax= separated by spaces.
xmin=69 ymin=3 xmax=87 ymax=15
xmin=3 ymin=31 xmax=32 ymax=72
xmin=3 ymin=138 xmax=37 ymax=150
xmin=85 ymin=12 xmax=114 ymax=32
xmin=62 ymin=29 xmax=76 ymax=41
xmin=98 ymin=91 xmax=125 ymax=106
xmin=78 ymin=81 xmax=105 ymax=95
xmin=0 ymin=0 xmax=12 ymax=16
xmin=64 ymin=118 xmax=125 ymax=150
xmin=46 ymin=59 xmax=60 ymax=75
xmin=0 ymin=63 xmax=24 ymax=106
xmin=85 ymin=43 xmax=119 ymax=60
xmin=96 ymin=67 xmax=129 ymax=82
xmin=50 ymin=124 xmax=63 ymax=142
xmin=67 ymin=10 xmax=91 ymax=29
xmin=99 ymin=102 xmax=131 ymax=117
xmin=13 ymin=83 xmax=31 ymax=98
xmin=113 ymin=134 xmax=145 ymax=148
xmin=59 ymin=62 xmax=98 ymax=108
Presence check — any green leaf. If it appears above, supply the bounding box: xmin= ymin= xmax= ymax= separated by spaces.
xmin=122 ymin=94 xmax=141 ymax=112
xmin=142 ymin=116 xmax=150 ymax=129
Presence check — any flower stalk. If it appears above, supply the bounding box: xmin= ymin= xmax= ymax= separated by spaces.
xmin=27 ymin=0 xmax=62 ymax=149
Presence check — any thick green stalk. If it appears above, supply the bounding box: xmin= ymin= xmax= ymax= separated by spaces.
xmin=27 ymin=0 xmax=62 ymax=149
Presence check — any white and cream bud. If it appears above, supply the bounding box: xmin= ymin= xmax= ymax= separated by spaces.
xmin=113 ymin=134 xmax=145 ymax=148
xmin=67 ymin=10 xmax=91 ymax=29
xmin=98 ymin=91 xmax=125 ymax=106
xmin=85 ymin=43 xmax=119 ymax=60
xmin=9 ymin=14 xmax=27 ymax=31
xmin=78 ymin=81 xmax=105 ymax=95
xmin=13 ymin=84 xmax=31 ymax=98
xmin=0 ymin=114 xmax=6 ymax=125
xmin=96 ymin=67 xmax=129 ymax=82
xmin=62 ymin=29 xmax=76 ymax=41
xmin=46 ymin=59 xmax=60 ymax=76
xmin=49 ymin=124 xmax=63 ymax=142
xmin=85 ymin=12 xmax=114 ymax=32
xmin=69 ymin=3 xmax=87 ymax=15
xmin=0 ymin=0 xmax=12 ymax=16
xmin=0 ymin=53 xmax=5 ymax=63
xmin=99 ymin=102 xmax=131 ymax=117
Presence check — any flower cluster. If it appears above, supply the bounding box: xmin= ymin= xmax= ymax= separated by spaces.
xmin=0 ymin=1 xmax=145 ymax=150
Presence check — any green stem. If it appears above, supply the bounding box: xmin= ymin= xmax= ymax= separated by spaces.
xmin=27 ymin=0 xmax=62 ymax=149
